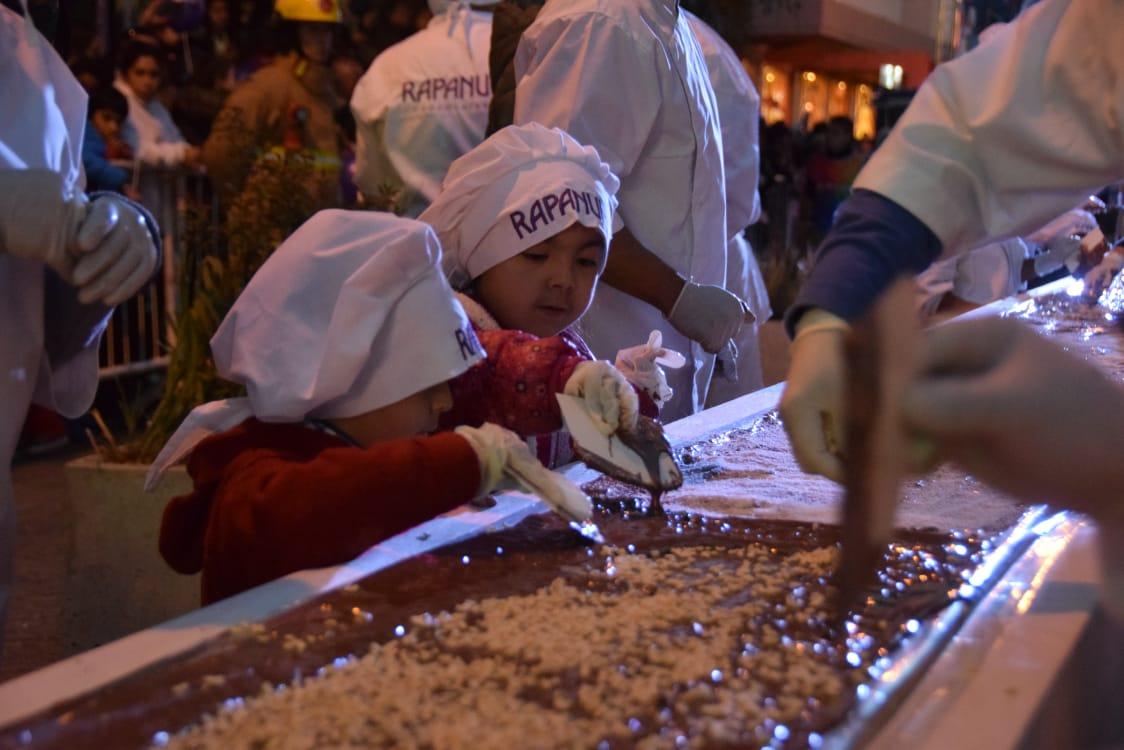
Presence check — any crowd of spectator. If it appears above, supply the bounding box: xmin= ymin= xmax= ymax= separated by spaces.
xmin=15 ymin=0 xmax=885 ymax=455
xmin=50 ymin=0 xmax=876 ymax=252
xmin=49 ymin=0 xmax=435 ymax=212
xmin=12 ymin=0 xmax=440 ymax=456
xmin=751 ymin=115 xmax=875 ymax=312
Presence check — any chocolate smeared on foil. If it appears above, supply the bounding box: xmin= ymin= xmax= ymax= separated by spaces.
xmin=570 ymin=415 xmax=682 ymax=515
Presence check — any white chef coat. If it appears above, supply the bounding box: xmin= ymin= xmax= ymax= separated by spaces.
xmin=685 ymin=10 xmax=769 ymax=406
xmin=351 ymin=6 xmax=492 ymax=218
xmin=916 ymin=203 xmax=1097 ymax=317
xmin=684 ymin=9 xmax=760 ymax=236
xmin=855 ymin=0 xmax=1124 ymax=262
xmin=0 ymin=3 xmax=109 ymax=641
xmin=115 ymin=77 xmax=191 ymax=168
xmin=916 ymin=237 xmax=1028 ymax=317
xmin=512 ymin=0 xmax=727 ymax=420
xmin=1025 ymin=207 xmax=1098 ymax=248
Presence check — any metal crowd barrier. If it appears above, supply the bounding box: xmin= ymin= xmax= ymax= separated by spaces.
xmin=98 ymin=163 xmax=217 ymax=378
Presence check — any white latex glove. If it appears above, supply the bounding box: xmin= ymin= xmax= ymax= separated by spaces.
xmin=667 ymin=281 xmax=755 ymax=354
xmin=70 ymin=195 xmax=159 ymax=306
xmin=1032 ymin=233 xmax=1082 ymax=277
xmin=614 ymin=330 xmax=686 ymax=407
xmin=778 ymin=309 xmax=850 ymax=482
xmin=564 ymin=360 xmax=640 ymax=436
xmin=1083 ymin=248 xmax=1124 ymax=301
xmin=454 ymin=423 xmax=593 ymax=523
xmin=901 ymin=317 xmax=1124 ymax=525
xmin=0 ymin=169 xmax=87 ymax=278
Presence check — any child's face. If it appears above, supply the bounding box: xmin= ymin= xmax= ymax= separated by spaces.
xmin=125 ymin=55 xmax=162 ymax=102
xmin=475 ymin=223 xmax=606 ymax=338
xmin=329 ymin=382 xmax=453 ymax=447
xmin=90 ymin=109 xmax=122 ymax=141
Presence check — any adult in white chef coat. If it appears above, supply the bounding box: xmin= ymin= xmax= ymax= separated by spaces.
xmin=0 ymin=0 xmax=159 ymax=654
xmin=684 ymin=10 xmax=772 ymax=406
xmin=914 ymin=238 xmax=1029 ymax=317
xmin=914 ymin=207 xmax=1097 ymax=318
xmin=511 ymin=0 xmax=752 ymax=420
xmin=350 ymin=0 xmax=497 ymax=218
xmin=779 ymin=0 xmax=1124 ymax=481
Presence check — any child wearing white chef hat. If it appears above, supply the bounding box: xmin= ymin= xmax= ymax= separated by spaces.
xmin=146 ymin=210 xmax=590 ymax=605
xmin=421 ymin=123 xmax=672 ymax=467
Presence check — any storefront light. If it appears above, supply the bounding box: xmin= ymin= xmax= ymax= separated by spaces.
xmin=878 ymin=63 xmax=903 ymax=90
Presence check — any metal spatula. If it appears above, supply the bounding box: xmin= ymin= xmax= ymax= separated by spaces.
xmin=839 ymin=279 xmax=919 ymax=614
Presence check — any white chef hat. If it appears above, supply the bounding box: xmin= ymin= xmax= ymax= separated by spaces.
xmin=146 ymin=210 xmax=483 ymax=489
xmin=419 ymin=123 xmax=621 ymax=290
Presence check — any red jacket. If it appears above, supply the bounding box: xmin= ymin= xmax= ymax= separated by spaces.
xmin=159 ymin=419 xmax=481 ymax=605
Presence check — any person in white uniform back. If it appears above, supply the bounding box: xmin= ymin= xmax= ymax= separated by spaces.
xmin=0 ymin=0 xmax=160 ymax=656
xmin=351 ymin=0 xmax=497 ymax=218
xmin=683 ymin=10 xmax=772 ymax=406
xmin=511 ymin=0 xmax=752 ymax=420
xmin=779 ymin=0 xmax=1124 ymax=481
xmin=914 ymin=206 xmax=1098 ymax=318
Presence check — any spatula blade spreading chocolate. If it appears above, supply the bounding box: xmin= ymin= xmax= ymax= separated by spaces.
xmin=839 ymin=279 xmax=919 ymax=615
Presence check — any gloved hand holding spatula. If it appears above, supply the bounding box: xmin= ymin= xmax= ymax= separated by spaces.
xmin=454 ymin=423 xmax=593 ymax=525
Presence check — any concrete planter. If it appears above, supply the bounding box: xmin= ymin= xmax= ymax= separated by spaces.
xmin=62 ymin=456 xmax=200 ymax=654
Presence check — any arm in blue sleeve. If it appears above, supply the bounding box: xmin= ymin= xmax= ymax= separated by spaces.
xmin=784 ymin=189 xmax=943 ymax=337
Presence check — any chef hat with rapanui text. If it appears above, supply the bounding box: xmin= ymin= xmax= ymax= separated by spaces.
xmin=146 ymin=210 xmax=483 ymax=489
xmin=419 ymin=123 xmax=621 ymax=290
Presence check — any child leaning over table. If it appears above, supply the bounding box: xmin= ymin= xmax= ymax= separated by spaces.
xmin=420 ymin=123 xmax=682 ymax=468
xmin=145 ymin=210 xmax=589 ymax=605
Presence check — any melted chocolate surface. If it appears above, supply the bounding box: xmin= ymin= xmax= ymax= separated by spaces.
xmin=0 ymin=503 xmax=992 ymax=750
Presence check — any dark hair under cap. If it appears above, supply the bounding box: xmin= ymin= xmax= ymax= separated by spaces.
xmin=88 ymin=86 xmax=129 ymax=120
xmin=117 ymin=38 xmax=164 ymax=76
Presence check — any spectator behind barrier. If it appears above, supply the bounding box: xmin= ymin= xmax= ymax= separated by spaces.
xmin=201 ymin=0 xmax=343 ymax=206
xmin=114 ymin=39 xmax=201 ymax=168
xmin=82 ymin=86 xmax=139 ymax=197
xmin=177 ymin=0 xmax=240 ymax=144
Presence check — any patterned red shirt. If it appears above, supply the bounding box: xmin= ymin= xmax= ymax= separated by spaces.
xmin=441 ymin=294 xmax=656 ymax=467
